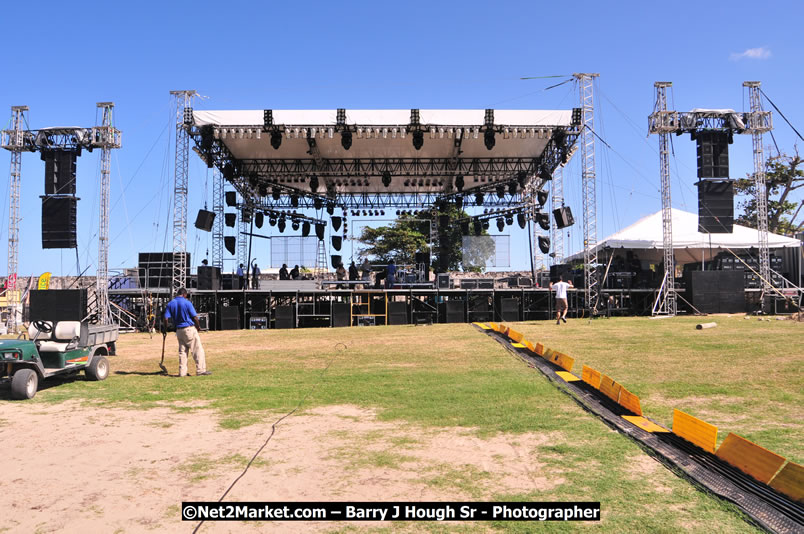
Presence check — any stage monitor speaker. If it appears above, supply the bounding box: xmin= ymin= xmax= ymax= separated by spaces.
xmin=29 ymin=288 xmax=87 ymax=323
xmin=696 ymin=131 xmax=730 ymax=179
xmin=275 ymin=305 xmax=294 ymax=329
xmin=461 ymin=279 xmax=478 ymax=289
xmin=219 ymin=305 xmax=240 ymax=330
xmin=221 ymin=273 xmax=241 ymax=290
xmin=437 ymin=273 xmax=451 ymax=289
xmin=225 ymin=191 xmax=237 ymax=207
xmin=41 ymin=196 xmax=77 ymax=249
xmin=550 ymin=264 xmax=571 ymax=284
xmin=42 ymin=148 xmax=78 ymax=196
xmin=332 ymin=303 xmax=350 ymax=327
xmin=697 ymin=180 xmax=734 ymax=233
xmin=225 ymin=213 xmax=237 ymax=227
xmin=553 ymin=206 xmax=574 ymax=229
xmin=387 ymin=301 xmax=408 ymax=325
xmin=197 ymin=266 xmax=221 ymax=290
xmin=194 ymin=209 xmax=215 ymax=232
xmin=500 ymin=298 xmax=519 ymax=322
xmin=477 ymin=279 xmax=494 ymax=289
xmin=445 ymin=300 xmax=464 ymax=323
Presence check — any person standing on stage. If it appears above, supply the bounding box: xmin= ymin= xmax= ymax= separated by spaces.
xmin=348 ymin=261 xmax=359 ymax=281
xmin=236 ymin=263 xmax=245 ymax=289
xmin=163 ymin=288 xmax=211 ymax=377
xmin=279 ymin=264 xmax=289 ymax=280
xmin=290 ymin=265 xmax=300 ymax=280
xmin=385 ymin=259 xmax=397 ymax=289
xmin=549 ymin=275 xmax=573 ymax=325
xmin=251 ymin=261 xmax=261 ymax=289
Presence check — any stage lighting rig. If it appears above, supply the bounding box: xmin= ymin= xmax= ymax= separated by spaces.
xmin=536 ymin=212 xmax=550 ymax=230
xmin=315 ymin=223 xmax=325 ymax=240
xmin=290 ymin=195 xmax=299 ymax=207
xmin=496 ymin=218 xmax=505 ymax=232
xmin=484 ymin=128 xmax=496 ymax=150
xmin=292 ymin=220 xmax=300 ymax=231
xmin=538 ymin=236 xmax=551 ymax=254
xmin=309 ymin=175 xmax=319 ymax=193
xmin=539 ymin=167 xmax=553 ymax=181
xmin=302 ymin=221 xmax=310 ymax=237
xmin=272 ymin=188 xmax=281 ymax=201
xmin=508 ymin=181 xmax=518 ymax=196
xmin=255 ymin=212 xmax=264 ymax=228
xmin=269 ymin=217 xmax=277 ymax=226
xmin=270 ymin=130 xmax=282 ymax=150
xmin=412 ymin=130 xmax=424 ymax=150
xmin=341 ymin=130 xmax=352 ymax=150
xmin=496 ymin=184 xmax=505 ymax=199
xmin=277 ymin=219 xmax=286 ymax=233
xmin=475 ymin=192 xmax=484 ymax=206
xmin=537 ymin=189 xmax=549 ymax=206
xmin=326 ymin=202 xmax=335 ymax=215
xmin=455 ymin=175 xmax=464 ymax=192
xmin=517 ymin=213 xmax=526 ymax=229
xmin=382 ymin=171 xmax=392 ymax=187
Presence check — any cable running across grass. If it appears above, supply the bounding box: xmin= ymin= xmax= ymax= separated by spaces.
xmin=191 ymin=342 xmax=346 ymax=534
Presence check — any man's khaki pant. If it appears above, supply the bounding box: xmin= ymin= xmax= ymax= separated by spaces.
xmin=176 ymin=326 xmax=206 ymax=377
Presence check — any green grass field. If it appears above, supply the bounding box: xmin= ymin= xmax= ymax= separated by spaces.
xmin=21 ymin=317 xmax=803 ymax=533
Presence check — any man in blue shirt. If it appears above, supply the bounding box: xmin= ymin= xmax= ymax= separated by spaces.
xmin=236 ymin=264 xmax=245 ymax=289
xmin=163 ymin=288 xmax=211 ymax=377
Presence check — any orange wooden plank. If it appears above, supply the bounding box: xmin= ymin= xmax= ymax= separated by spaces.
xmin=715 ymin=433 xmax=787 ymax=484
xmin=673 ymin=409 xmax=718 ymax=454
xmin=581 ymin=365 xmax=601 ymax=389
xmin=599 ymin=375 xmax=622 ymax=403
xmin=769 ymin=461 xmax=804 ymax=504
xmin=523 ymin=340 xmax=536 ymax=353
xmin=618 ymin=387 xmax=642 ymax=416
xmin=508 ymin=329 xmax=524 ymax=343
xmin=489 ymin=322 xmax=499 ymax=331
xmin=622 ymin=415 xmax=669 ymax=433
xmin=555 ymin=353 xmax=575 ymax=372
xmin=534 ymin=343 xmax=545 ymax=356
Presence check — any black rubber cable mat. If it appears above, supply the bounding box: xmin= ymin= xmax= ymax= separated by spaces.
xmin=477 ymin=326 xmax=804 ymax=534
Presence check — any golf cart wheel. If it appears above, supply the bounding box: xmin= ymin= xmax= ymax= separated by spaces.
xmin=86 ymin=355 xmax=110 ymax=381
xmin=11 ymin=369 xmax=38 ymax=400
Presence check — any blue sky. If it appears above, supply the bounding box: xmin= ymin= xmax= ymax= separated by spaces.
xmin=1 ymin=1 xmax=801 ymax=276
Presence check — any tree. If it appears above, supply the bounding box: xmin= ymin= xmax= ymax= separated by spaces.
xmin=356 ymin=206 xmax=494 ymax=272
xmin=735 ymin=150 xmax=804 ymax=236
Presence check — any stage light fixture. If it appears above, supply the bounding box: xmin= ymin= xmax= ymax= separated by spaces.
xmin=517 ymin=213 xmax=526 ymax=229
xmin=496 ymin=218 xmax=505 ymax=232
xmin=539 ymin=168 xmax=553 ymax=181
xmin=341 ymin=130 xmax=352 ymax=150
xmin=505 ymin=216 xmax=513 ymax=226
xmin=315 ymin=223 xmax=325 ymax=240
xmin=536 ymin=212 xmax=550 ymax=230
xmin=496 ymin=184 xmax=505 ymax=199
xmin=473 ymin=219 xmax=482 ymax=236
xmin=482 ymin=220 xmax=489 ymax=230
xmin=313 ymin=198 xmax=323 ymax=210
xmin=270 ymin=130 xmax=282 ymax=150
xmin=326 ymin=203 xmax=335 ymax=215
xmin=454 ymin=175 xmax=464 ymax=192
xmin=309 ymin=175 xmax=319 ymax=193
xmin=538 ymin=236 xmax=551 ymax=254
xmin=381 ymin=171 xmax=392 ymax=187
xmin=302 ymin=221 xmax=310 ymax=237
xmin=537 ymin=190 xmax=549 ymax=206
xmin=475 ymin=192 xmax=484 ymax=206
xmin=292 ymin=220 xmax=300 ymax=231
xmin=484 ymin=129 xmax=496 ymax=150
xmin=272 ymin=188 xmax=281 ymax=201
xmin=277 ymin=219 xmax=286 ymax=233
xmin=255 ymin=212 xmax=264 ymax=229
xmin=290 ymin=195 xmax=299 ymax=207
xmin=380 ymin=210 xmax=385 ymax=216
xmin=508 ymin=181 xmax=518 ymax=196
xmin=269 ymin=218 xmax=277 ymax=227
xmin=412 ymin=130 xmax=424 ymax=150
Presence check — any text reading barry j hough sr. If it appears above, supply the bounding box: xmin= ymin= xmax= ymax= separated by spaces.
xmin=181 ymin=502 xmax=601 ymax=522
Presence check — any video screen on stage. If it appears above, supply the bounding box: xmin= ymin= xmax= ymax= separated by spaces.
xmin=461 ymin=235 xmax=509 ymax=270
xmin=270 ymin=237 xmax=318 ymax=269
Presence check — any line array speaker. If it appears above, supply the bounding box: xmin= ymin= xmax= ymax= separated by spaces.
xmin=552 ymin=206 xmax=574 ymax=229
xmin=41 ymin=148 xmax=78 ymax=196
xmin=42 ymin=196 xmax=78 ymax=249
xmin=696 ymin=131 xmax=730 ymax=179
xmin=697 ymin=180 xmax=734 ymax=233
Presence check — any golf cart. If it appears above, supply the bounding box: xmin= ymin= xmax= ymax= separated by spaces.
xmin=0 ymin=320 xmax=119 ymax=400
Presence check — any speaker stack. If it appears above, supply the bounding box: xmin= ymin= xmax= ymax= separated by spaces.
xmin=219 ymin=306 xmax=240 ymax=330
xmin=387 ymin=301 xmax=408 ymax=325
xmin=197 ymin=266 xmax=221 ymax=290
xmin=332 ymin=303 xmax=351 ymax=327
xmin=29 ymin=289 xmax=87 ymax=322
xmin=500 ymin=298 xmax=519 ymax=322
xmin=275 ymin=305 xmax=295 ymax=329
xmin=445 ymin=300 xmax=464 ymax=323
xmin=697 ymin=180 xmax=734 ymax=233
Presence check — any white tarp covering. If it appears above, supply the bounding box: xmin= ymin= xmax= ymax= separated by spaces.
xmin=567 ymin=209 xmax=800 ymax=264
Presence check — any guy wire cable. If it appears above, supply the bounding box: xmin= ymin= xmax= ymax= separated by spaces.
xmin=191 ymin=341 xmax=346 ymax=534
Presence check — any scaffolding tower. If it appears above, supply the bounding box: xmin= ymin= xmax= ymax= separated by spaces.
xmin=3 ymin=106 xmax=27 ymax=332
xmin=212 ymin=167 xmax=224 ymax=270
xmin=170 ymin=90 xmax=197 ymax=295
xmin=550 ymin=166 xmax=565 ymax=265
xmin=744 ymin=82 xmax=773 ymax=312
xmin=649 ymin=82 xmax=677 ymax=316
xmin=93 ymin=102 xmax=122 ymax=324
xmin=575 ymin=73 xmax=599 ymax=312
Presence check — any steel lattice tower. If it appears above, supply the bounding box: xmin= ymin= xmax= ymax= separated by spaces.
xmin=3 ymin=106 xmax=27 ymax=333
xmin=649 ymin=83 xmax=677 ymax=316
xmin=744 ymin=82 xmax=773 ymax=312
xmin=575 ymin=73 xmax=599 ymax=312
xmin=94 ymin=103 xmax=121 ymax=324
xmin=237 ymin=196 xmax=248 ymax=270
xmin=212 ymin=167 xmax=224 ymax=269
xmin=170 ymin=90 xmax=197 ymax=295
xmin=550 ymin=166 xmax=564 ymax=265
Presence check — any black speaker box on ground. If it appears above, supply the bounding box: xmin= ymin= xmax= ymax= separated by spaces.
xmin=500 ymin=298 xmax=519 ymax=322
xmin=553 ymin=206 xmax=574 ymax=229
xmin=275 ymin=305 xmax=294 ymax=329
xmin=437 ymin=274 xmax=451 ymax=289
xmin=332 ymin=303 xmax=351 ymax=327
xmin=42 ymin=196 xmax=78 ymax=249
xmin=697 ymin=180 xmax=734 ymax=233
xmin=221 ymin=274 xmax=241 ymax=290
xmin=685 ymin=270 xmax=744 ymax=313
xmin=445 ymin=300 xmax=464 ymax=323
xmin=219 ymin=306 xmax=240 ymax=330
xmin=696 ymin=131 xmax=730 ymax=179
xmin=29 ymin=289 xmax=87 ymax=322
xmin=197 ymin=266 xmax=221 ymax=290
xmin=387 ymin=301 xmax=408 ymax=325
xmin=194 ymin=209 xmax=215 ymax=232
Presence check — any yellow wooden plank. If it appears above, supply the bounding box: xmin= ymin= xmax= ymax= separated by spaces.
xmin=618 ymin=387 xmax=643 ymax=416
xmin=473 ymin=322 xmax=491 ymax=330
xmin=673 ymin=409 xmax=718 ymax=454
xmin=489 ymin=322 xmax=499 ymax=331
xmin=622 ymin=416 xmax=669 ymax=433
xmin=581 ymin=365 xmax=601 ymax=389
xmin=599 ymin=375 xmax=622 ymax=403
xmin=511 ymin=342 xmax=526 ymax=348
xmin=555 ymin=353 xmax=575 ymax=372
xmin=534 ymin=343 xmax=545 ymax=356
xmin=508 ymin=329 xmax=524 ymax=343
xmin=544 ymin=348 xmax=554 ymax=360
xmin=769 ymin=461 xmax=804 ymax=504
xmin=715 ymin=433 xmax=787 ymax=484
xmin=523 ymin=340 xmax=536 ymax=353
xmin=555 ymin=371 xmax=580 ymax=382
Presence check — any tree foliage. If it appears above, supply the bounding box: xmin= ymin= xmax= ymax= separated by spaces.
xmin=735 ymin=151 xmax=804 ymax=236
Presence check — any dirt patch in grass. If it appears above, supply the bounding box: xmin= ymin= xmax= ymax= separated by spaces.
xmin=0 ymin=402 xmax=565 ymax=533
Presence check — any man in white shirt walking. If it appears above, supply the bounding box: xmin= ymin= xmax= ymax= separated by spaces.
xmin=549 ymin=275 xmax=573 ymax=325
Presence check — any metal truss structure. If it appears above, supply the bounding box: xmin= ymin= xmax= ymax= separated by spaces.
xmin=2 ymin=106 xmax=27 ymax=332
xmin=170 ymin=90 xmax=197 ymax=295
xmin=648 ymin=82 xmax=773 ymax=314
xmin=575 ymin=73 xmax=599 ymax=312
xmin=94 ymin=103 xmax=122 ymax=324
xmin=744 ymin=82 xmax=773 ymax=312
xmin=550 ymin=166 xmax=565 ymax=265
xmin=648 ymin=83 xmax=677 ymax=316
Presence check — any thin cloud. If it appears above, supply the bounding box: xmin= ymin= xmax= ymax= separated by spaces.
xmin=730 ymin=47 xmax=772 ymax=61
